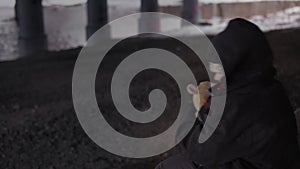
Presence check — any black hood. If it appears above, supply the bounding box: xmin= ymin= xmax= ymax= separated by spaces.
xmin=211 ymin=18 xmax=276 ymax=88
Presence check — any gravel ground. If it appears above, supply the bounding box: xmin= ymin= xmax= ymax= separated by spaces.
xmin=0 ymin=28 xmax=300 ymax=169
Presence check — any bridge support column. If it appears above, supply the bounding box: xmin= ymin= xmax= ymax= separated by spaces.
xmin=182 ymin=0 xmax=199 ymax=25
xmin=86 ymin=0 xmax=109 ymax=39
xmin=14 ymin=0 xmax=19 ymax=24
xmin=139 ymin=0 xmax=160 ymax=33
xmin=18 ymin=0 xmax=47 ymax=56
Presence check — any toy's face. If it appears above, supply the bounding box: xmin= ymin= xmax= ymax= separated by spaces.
xmin=187 ymin=81 xmax=211 ymax=114
xmin=187 ymin=83 xmax=201 ymax=112
xmin=186 ymin=63 xmax=223 ymax=117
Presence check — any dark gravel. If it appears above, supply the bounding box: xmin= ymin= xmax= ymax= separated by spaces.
xmin=0 ymin=29 xmax=300 ymax=169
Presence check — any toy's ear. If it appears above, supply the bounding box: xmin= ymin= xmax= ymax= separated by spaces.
xmin=187 ymin=84 xmax=198 ymax=95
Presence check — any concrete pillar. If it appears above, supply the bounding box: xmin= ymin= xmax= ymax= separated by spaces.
xmin=182 ymin=0 xmax=199 ymax=24
xmin=213 ymin=3 xmax=223 ymax=18
xmin=86 ymin=0 xmax=109 ymax=39
xmin=18 ymin=0 xmax=47 ymax=56
xmin=140 ymin=0 xmax=158 ymax=12
xmin=139 ymin=0 xmax=160 ymax=33
xmin=14 ymin=0 xmax=19 ymax=24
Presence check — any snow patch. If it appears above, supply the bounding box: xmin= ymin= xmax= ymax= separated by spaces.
xmin=165 ymin=6 xmax=300 ymax=37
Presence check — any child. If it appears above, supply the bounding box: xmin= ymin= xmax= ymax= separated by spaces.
xmin=155 ymin=18 xmax=300 ymax=169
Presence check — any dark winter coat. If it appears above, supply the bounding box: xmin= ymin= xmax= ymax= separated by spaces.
xmin=181 ymin=18 xmax=300 ymax=169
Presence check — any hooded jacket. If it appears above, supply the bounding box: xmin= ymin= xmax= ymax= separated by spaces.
xmin=181 ymin=18 xmax=300 ymax=169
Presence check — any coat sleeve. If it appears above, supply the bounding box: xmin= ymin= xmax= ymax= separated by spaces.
xmin=181 ymin=94 xmax=274 ymax=166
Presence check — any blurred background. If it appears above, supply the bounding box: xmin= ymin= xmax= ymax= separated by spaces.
xmin=1 ymin=0 xmax=300 ymax=60
xmin=0 ymin=0 xmax=300 ymax=169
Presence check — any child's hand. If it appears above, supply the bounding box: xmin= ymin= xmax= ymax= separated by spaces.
xmin=187 ymin=81 xmax=211 ymax=117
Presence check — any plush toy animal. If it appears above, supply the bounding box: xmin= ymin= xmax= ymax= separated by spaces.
xmin=187 ymin=81 xmax=211 ymax=118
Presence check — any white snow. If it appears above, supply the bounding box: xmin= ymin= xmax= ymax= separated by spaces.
xmin=165 ymin=6 xmax=300 ymax=37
